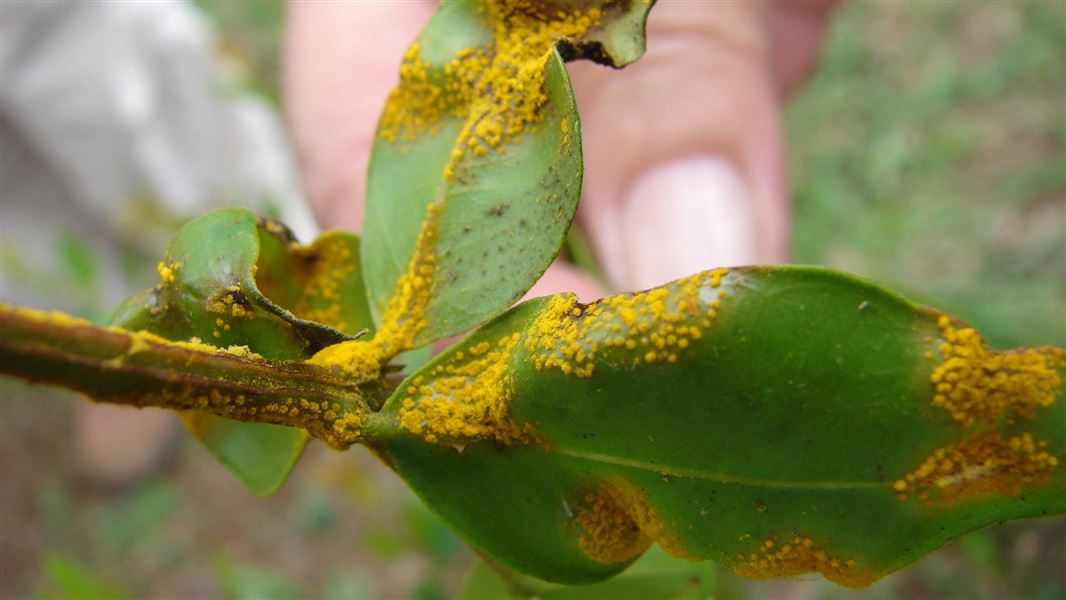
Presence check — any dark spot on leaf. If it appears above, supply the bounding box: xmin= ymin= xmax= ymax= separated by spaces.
xmin=486 ymin=203 xmax=508 ymax=217
xmin=755 ymin=499 xmax=767 ymax=513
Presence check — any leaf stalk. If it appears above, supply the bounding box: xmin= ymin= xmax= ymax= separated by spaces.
xmin=0 ymin=304 xmax=374 ymax=449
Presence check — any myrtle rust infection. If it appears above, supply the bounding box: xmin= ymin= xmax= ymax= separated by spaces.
xmin=205 ymin=286 xmax=255 ymax=320
xmin=574 ymin=486 xmax=651 ymax=564
xmin=0 ymin=305 xmax=368 ymax=448
xmin=330 ymin=0 xmax=611 ymax=378
xmin=526 ymin=268 xmax=730 ymax=377
xmin=572 ymin=481 xmax=692 ymax=564
xmin=287 ymin=234 xmax=358 ymax=332
xmin=308 ymin=204 xmax=440 ymax=380
xmin=166 ymin=388 xmax=364 ymax=450
xmin=399 ymin=331 xmax=531 ymax=445
xmin=148 ymin=259 xmax=183 ymax=316
xmin=156 ymin=259 xmax=181 ymax=285
xmin=733 ymin=533 xmax=876 ymax=588
xmin=892 ymin=432 xmax=1058 ymax=506
xmin=378 ymin=0 xmax=603 ymax=178
xmin=204 ymin=284 xmax=257 ymax=339
xmin=930 ymin=315 xmax=1062 ymax=427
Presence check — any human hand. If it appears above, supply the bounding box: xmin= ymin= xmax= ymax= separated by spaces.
xmin=283 ymin=0 xmax=836 ymax=301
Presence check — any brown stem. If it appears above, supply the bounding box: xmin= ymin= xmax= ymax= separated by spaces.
xmin=0 ymin=304 xmax=371 ymax=449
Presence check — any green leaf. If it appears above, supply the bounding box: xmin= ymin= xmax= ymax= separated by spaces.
xmin=362 ymin=0 xmax=654 ymax=352
xmin=182 ymin=413 xmax=311 ymax=495
xmin=365 ymin=266 xmax=1065 ymax=587
xmin=42 ymin=555 xmax=132 ymax=600
xmin=109 ymin=208 xmax=373 ymax=494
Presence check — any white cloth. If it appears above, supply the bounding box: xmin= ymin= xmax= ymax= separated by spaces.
xmin=0 ymin=0 xmax=317 ymax=310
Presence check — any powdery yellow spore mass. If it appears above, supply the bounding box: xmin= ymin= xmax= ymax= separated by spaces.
xmin=572 ymin=482 xmax=692 ymax=564
xmin=399 ymin=331 xmax=529 ymax=444
xmin=307 ymin=340 xmax=383 ymax=384
xmin=525 ymin=269 xmax=730 ymax=377
xmin=205 ymin=285 xmax=255 ymax=320
xmin=121 ymin=329 xmax=270 ymax=362
xmin=309 ymin=205 xmax=440 ymax=379
xmin=379 ymin=43 xmax=448 ymax=143
xmin=173 ymin=386 xmax=364 ymax=449
xmin=733 ymin=534 xmax=875 ymax=589
xmin=931 ymin=315 xmax=1062 ymax=426
xmin=378 ymin=0 xmax=602 ymax=175
xmin=892 ymin=432 xmax=1058 ymax=505
xmin=2 ymin=305 xmax=367 ymax=448
xmin=156 ymin=260 xmax=181 ymax=285
xmin=574 ymin=487 xmax=652 ymax=564
xmin=333 ymin=1 xmax=609 ymax=377
xmin=1 ymin=304 xmax=96 ymax=329
xmin=291 ymin=235 xmax=357 ymax=332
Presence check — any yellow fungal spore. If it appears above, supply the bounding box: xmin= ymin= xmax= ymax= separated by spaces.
xmin=309 ymin=205 xmax=440 ymax=379
xmin=733 ymin=533 xmax=875 ymax=588
xmin=525 ymin=269 xmax=730 ymax=377
xmin=378 ymin=43 xmax=448 ymax=143
xmin=307 ymin=340 xmax=383 ymax=384
xmin=893 ymin=432 xmax=1058 ymax=505
xmin=336 ymin=2 xmax=609 ymax=375
xmin=290 ymin=234 xmax=357 ymax=332
xmin=574 ymin=487 xmax=651 ymax=564
xmin=156 ymin=260 xmax=181 ymax=285
xmin=399 ymin=331 xmax=528 ymax=444
xmin=930 ymin=315 xmax=1062 ymax=426
xmin=571 ymin=482 xmax=692 ymax=564
xmin=378 ymin=0 xmax=603 ymax=173
xmin=0 ymin=304 xmax=95 ymax=330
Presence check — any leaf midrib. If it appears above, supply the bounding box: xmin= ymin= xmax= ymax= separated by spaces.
xmin=551 ymin=445 xmax=886 ymax=490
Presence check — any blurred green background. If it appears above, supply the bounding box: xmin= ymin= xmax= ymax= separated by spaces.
xmin=1 ymin=1 xmax=1063 ymax=598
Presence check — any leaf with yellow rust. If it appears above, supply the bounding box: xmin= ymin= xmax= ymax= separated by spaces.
xmin=110 ymin=209 xmax=373 ymax=495
xmin=362 ymin=266 xmax=1066 ymax=586
xmin=362 ymin=0 xmax=656 ymax=354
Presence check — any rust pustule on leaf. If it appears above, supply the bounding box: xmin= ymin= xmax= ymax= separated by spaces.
xmin=573 ymin=487 xmax=651 ymax=564
xmin=893 ymin=432 xmax=1058 ymax=505
xmin=398 ymin=331 xmax=530 ymax=445
xmin=732 ymin=533 xmax=876 ymax=589
xmin=525 ymin=268 xmax=729 ymax=377
xmin=930 ymin=315 xmax=1062 ymax=426
xmin=571 ymin=481 xmax=692 ymax=565
xmin=288 ymin=234 xmax=357 ymax=332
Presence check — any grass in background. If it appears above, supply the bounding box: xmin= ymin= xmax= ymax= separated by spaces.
xmin=788 ymin=0 xmax=1065 ymax=349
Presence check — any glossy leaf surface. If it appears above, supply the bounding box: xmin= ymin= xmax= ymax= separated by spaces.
xmin=362 ymin=0 xmax=653 ymax=349
xmin=367 ymin=266 xmax=1065 ymax=586
xmin=110 ymin=209 xmax=373 ymax=494
xmin=457 ymin=547 xmax=713 ymax=600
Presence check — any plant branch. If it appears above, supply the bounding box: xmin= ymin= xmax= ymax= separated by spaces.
xmin=0 ymin=304 xmax=372 ymax=449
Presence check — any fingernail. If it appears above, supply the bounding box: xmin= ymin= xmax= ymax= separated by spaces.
xmin=618 ymin=155 xmax=758 ymax=291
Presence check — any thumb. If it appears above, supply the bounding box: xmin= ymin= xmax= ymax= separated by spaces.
xmin=569 ymin=1 xmax=791 ymax=292
xmin=283 ymin=1 xmax=436 ymax=232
